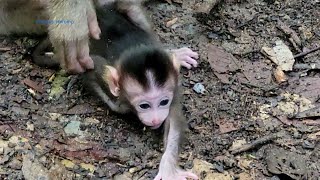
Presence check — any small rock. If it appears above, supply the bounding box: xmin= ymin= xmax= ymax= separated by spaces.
xmin=215 ymin=163 xmax=224 ymax=173
xmin=119 ymin=148 xmax=131 ymax=162
xmin=79 ymin=163 xmax=95 ymax=173
xmin=193 ymin=83 xmax=206 ymax=94
xmin=224 ymin=157 xmax=236 ymax=168
xmin=114 ymin=172 xmax=132 ymax=180
xmin=192 ymin=158 xmax=215 ymax=177
xmin=0 ymin=153 xmax=11 ymax=165
xmin=22 ymin=152 xmax=49 ymax=180
xmin=229 ymin=139 xmax=247 ymax=151
xmin=238 ymin=172 xmax=253 ymax=180
xmin=238 ymin=159 xmax=253 ymax=170
xmin=8 ymin=142 xmax=16 ymax=148
xmin=266 ymin=148 xmax=307 ymax=179
xmin=271 ymin=176 xmax=280 ymax=180
xmin=64 ymin=120 xmax=84 ymax=136
xmin=302 ymin=140 xmax=315 ymax=149
xmin=11 ymin=107 xmax=30 ymax=116
xmin=194 ymin=0 xmax=219 ymax=14
xmin=26 ymin=122 xmax=34 ymax=131
xmin=49 ymin=113 xmax=62 ymax=121
xmin=48 ymin=163 xmax=75 ymax=179
xmin=208 ymin=32 xmax=220 ymax=40
xmin=8 ymin=159 xmax=22 ymax=170
xmin=61 ymin=159 xmax=75 ymax=169
xmin=307 ymin=131 xmax=320 ymax=140
xmin=129 ymin=167 xmax=140 ymax=174
xmin=83 ymin=117 xmax=100 ymax=125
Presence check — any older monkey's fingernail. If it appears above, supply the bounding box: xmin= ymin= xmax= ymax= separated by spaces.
xmin=92 ymin=30 xmax=101 ymax=40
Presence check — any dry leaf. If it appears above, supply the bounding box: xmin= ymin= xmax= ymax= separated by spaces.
xmin=229 ymin=139 xmax=247 ymax=151
xmin=274 ymin=67 xmax=287 ymax=83
xmin=22 ymin=78 xmax=44 ymax=93
xmin=262 ymin=40 xmax=295 ymax=71
xmin=61 ymin=159 xmax=75 ymax=169
xmin=217 ymin=119 xmax=239 ymax=134
xmin=166 ymin=17 xmax=178 ymax=27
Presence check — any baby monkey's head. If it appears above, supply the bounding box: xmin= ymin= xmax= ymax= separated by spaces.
xmin=104 ymin=46 xmax=180 ymax=129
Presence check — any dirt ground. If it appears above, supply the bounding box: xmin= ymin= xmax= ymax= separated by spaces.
xmin=0 ymin=0 xmax=319 ymax=179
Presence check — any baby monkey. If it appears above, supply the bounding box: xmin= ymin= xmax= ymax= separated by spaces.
xmin=34 ymin=2 xmax=199 ymax=180
xmin=86 ymin=4 xmax=199 ymax=179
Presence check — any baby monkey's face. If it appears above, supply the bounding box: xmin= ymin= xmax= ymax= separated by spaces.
xmin=123 ymin=75 xmax=176 ymax=129
xmin=131 ymin=88 xmax=174 ymax=129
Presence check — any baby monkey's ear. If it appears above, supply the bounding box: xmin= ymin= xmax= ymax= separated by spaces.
xmin=104 ymin=65 xmax=120 ymax=97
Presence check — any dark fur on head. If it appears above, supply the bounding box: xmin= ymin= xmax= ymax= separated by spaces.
xmin=90 ymin=3 xmax=179 ymax=94
xmin=118 ymin=45 xmax=178 ymax=90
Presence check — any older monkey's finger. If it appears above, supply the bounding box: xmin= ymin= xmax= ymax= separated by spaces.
xmin=64 ymin=41 xmax=85 ymax=74
xmin=87 ymin=6 xmax=101 ymax=40
xmin=54 ymin=41 xmax=66 ymax=69
xmin=77 ymin=38 xmax=94 ymax=70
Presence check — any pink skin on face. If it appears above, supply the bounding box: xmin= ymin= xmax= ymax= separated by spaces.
xmin=138 ymin=108 xmax=169 ymax=128
xmin=131 ymin=88 xmax=173 ymax=129
xmin=124 ymin=47 xmax=199 ymax=129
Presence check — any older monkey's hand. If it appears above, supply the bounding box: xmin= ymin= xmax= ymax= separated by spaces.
xmin=47 ymin=0 xmax=101 ymax=74
xmin=154 ymin=153 xmax=198 ymax=180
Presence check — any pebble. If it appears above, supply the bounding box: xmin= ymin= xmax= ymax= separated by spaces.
xmin=193 ymin=83 xmax=206 ymax=94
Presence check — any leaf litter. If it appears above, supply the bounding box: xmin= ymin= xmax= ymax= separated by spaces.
xmin=1 ymin=0 xmax=320 ymax=179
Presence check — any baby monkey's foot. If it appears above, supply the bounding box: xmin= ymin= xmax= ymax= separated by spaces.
xmin=171 ymin=47 xmax=199 ymax=69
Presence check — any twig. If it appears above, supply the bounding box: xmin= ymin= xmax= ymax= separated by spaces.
xmin=230 ymin=132 xmax=283 ymax=155
xmin=240 ymin=82 xmax=278 ymax=92
xmin=292 ymin=105 xmax=320 ymax=119
xmin=0 ymin=47 xmax=11 ymax=51
xmin=294 ymin=46 xmax=320 ymax=59
xmin=293 ymin=63 xmax=320 ymax=70
xmin=277 ymin=20 xmax=302 ymax=48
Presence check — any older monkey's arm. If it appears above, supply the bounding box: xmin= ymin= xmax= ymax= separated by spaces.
xmin=155 ymin=100 xmax=199 ymax=180
xmin=47 ymin=0 xmax=150 ymax=74
xmin=47 ymin=0 xmax=101 ymax=74
xmin=0 ymin=0 xmax=149 ymax=74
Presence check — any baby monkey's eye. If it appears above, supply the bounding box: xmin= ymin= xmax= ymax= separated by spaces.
xmin=139 ymin=103 xmax=151 ymax=110
xmin=159 ymin=99 xmax=169 ymax=106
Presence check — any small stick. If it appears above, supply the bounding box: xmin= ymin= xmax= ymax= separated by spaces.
xmin=230 ymin=132 xmax=283 ymax=155
xmin=294 ymin=46 xmax=320 ymax=59
xmin=0 ymin=47 xmax=11 ymax=51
